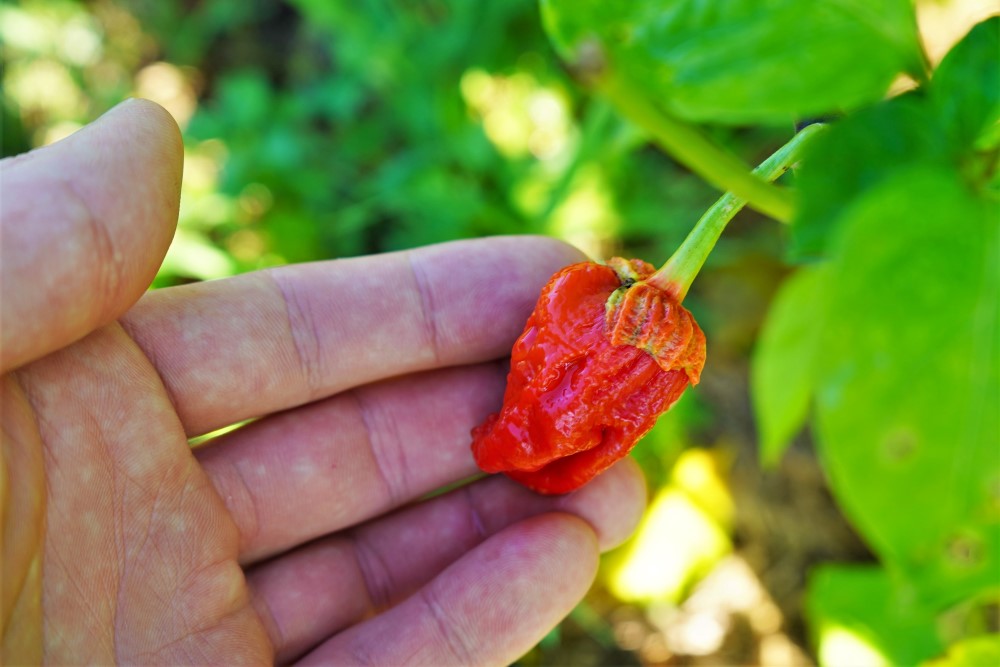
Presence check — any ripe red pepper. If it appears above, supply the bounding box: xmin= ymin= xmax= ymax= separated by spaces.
xmin=472 ymin=257 xmax=706 ymax=494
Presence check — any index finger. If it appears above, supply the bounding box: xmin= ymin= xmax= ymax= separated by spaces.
xmin=122 ymin=236 xmax=585 ymax=436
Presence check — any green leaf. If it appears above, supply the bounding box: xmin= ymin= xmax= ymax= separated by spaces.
xmin=751 ymin=265 xmax=827 ymax=466
xmin=540 ymin=0 xmax=923 ymax=124
xmin=791 ymin=96 xmax=952 ymax=259
xmin=807 ymin=564 xmax=945 ymax=666
xmin=814 ymin=167 xmax=1000 ymax=608
xmin=793 ymin=18 xmax=1000 ymax=260
xmin=923 ymin=635 xmax=1000 ymax=667
xmin=931 ymin=17 xmax=1000 ymax=152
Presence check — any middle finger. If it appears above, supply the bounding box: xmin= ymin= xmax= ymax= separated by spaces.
xmin=197 ymin=361 xmax=506 ymax=563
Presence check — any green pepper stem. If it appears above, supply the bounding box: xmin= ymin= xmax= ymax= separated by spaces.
xmin=646 ymin=123 xmax=828 ymax=301
xmin=595 ymin=72 xmax=796 ymax=223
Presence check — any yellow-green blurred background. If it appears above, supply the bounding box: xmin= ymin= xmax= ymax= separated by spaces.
xmin=3 ymin=1 xmax=994 ymax=664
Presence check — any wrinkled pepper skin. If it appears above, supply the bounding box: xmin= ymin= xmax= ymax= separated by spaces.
xmin=471 ymin=258 xmax=706 ymax=494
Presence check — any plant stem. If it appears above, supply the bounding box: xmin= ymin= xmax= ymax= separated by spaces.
xmin=595 ymin=72 xmax=796 ymax=222
xmin=646 ymin=123 xmax=828 ymax=301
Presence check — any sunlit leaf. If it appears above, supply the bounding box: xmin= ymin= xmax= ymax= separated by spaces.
xmin=808 ymin=564 xmax=944 ymax=666
xmin=931 ymin=17 xmax=1000 ymax=152
xmin=814 ymin=167 xmax=1000 ymax=607
xmin=751 ymin=265 xmax=827 ymax=466
xmin=540 ymin=0 xmax=923 ymax=124
xmin=923 ymin=634 xmax=1000 ymax=667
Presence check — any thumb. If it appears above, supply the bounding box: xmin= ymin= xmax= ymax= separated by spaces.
xmin=0 ymin=99 xmax=182 ymax=373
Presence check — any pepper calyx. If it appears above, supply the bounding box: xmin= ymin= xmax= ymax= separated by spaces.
xmin=603 ymin=261 xmax=705 ymax=384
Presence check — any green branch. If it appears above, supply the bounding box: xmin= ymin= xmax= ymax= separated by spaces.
xmin=595 ymin=72 xmax=797 ymax=223
xmin=647 ymin=123 xmax=828 ymax=300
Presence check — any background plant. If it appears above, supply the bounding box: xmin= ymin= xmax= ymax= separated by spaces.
xmin=3 ymin=0 xmax=997 ymax=664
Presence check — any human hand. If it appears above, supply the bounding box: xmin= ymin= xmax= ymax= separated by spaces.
xmin=1 ymin=100 xmax=646 ymax=665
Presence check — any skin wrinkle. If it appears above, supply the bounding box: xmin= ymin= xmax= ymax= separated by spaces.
xmin=174 ymin=456 xmax=203 ymax=508
xmin=159 ymin=561 xmax=268 ymax=665
xmin=350 ymin=530 xmax=395 ymax=613
xmin=178 ymin=557 xmax=244 ymax=624
xmin=343 ymin=636 xmax=389 ymax=667
xmin=417 ymin=584 xmax=477 ymax=667
xmin=365 ymin=384 xmax=411 ymax=503
xmin=3 ymin=165 xmax=147 ymax=372
xmin=61 ymin=175 xmax=124 ymax=328
xmin=462 ymin=484 xmax=489 ymax=542
xmin=225 ymin=459 xmax=263 ymax=562
xmin=247 ymin=538 xmax=364 ymax=664
xmin=119 ymin=467 xmax=177 ymax=603
xmin=132 ymin=616 xmax=219 ymax=666
xmin=115 ymin=478 xmax=155 ymax=664
xmin=248 ymin=587 xmax=285 ymax=664
xmin=101 ymin=389 xmax=176 ymax=662
xmin=111 ymin=454 xmax=129 ymax=666
xmin=118 ymin=318 xmax=184 ymax=419
xmin=407 ymin=251 xmax=442 ymax=367
xmin=350 ymin=388 xmax=406 ymax=508
xmin=43 ymin=546 xmax=112 ymax=654
xmin=267 ymin=270 xmax=324 ymax=402
xmin=122 ymin=470 xmax=165 ymax=564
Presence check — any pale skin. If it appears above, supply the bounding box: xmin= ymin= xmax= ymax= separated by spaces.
xmin=0 ymin=100 xmax=647 ymax=665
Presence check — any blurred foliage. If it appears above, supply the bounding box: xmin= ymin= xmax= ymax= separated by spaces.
xmin=924 ymin=633 xmax=1000 ymax=667
xmin=4 ymin=1 xmax=998 ymax=666
xmin=1 ymin=0 xmax=742 ymax=286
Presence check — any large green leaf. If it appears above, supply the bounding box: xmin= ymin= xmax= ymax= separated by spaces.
xmin=792 ymin=18 xmax=1000 ymax=260
xmin=814 ymin=167 xmax=1000 ymax=607
xmin=540 ymin=0 xmax=923 ymax=124
xmin=807 ymin=564 xmax=945 ymax=666
xmin=751 ymin=265 xmax=827 ymax=466
xmin=931 ymin=17 xmax=1000 ymax=152
xmin=791 ymin=96 xmax=952 ymax=259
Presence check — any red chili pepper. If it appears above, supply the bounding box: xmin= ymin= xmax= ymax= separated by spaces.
xmin=471 ymin=258 xmax=705 ymax=494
